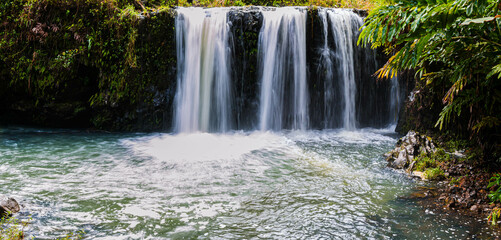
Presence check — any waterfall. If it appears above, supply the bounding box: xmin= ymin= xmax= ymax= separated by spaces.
xmin=174 ymin=8 xmax=232 ymax=133
xmin=258 ymin=7 xmax=308 ymax=131
xmin=317 ymin=8 xmax=362 ymax=130
xmin=172 ymin=7 xmax=403 ymax=133
xmin=317 ymin=9 xmax=336 ymax=129
xmin=389 ymin=76 xmax=401 ymax=124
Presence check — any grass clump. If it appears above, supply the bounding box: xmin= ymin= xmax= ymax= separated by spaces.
xmin=412 ymin=148 xmax=450 ymax=181
xmin=488 ymin=208 xmax=500 ymax=225
xmin=487 ymin=173 xmax=501 ymax=225
xmin=414 ymin=155 xmax=437 ymax=171
xmin=488 ymin=173 xmax=501 ymax=203
xmin=424 ymin=167 xmax=445 ymax=181
xmin=413 ymin=149 xmax=450 ymax=172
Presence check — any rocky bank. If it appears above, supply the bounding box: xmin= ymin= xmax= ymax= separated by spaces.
xmin=386 ymin=131 xmax=501 ymax=227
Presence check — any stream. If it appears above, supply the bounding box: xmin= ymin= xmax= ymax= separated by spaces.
xmin=1 ymin=126 xmax=494 ymax=239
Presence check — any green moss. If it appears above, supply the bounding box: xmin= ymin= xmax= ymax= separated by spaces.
xmin=444 ymin=139 xmax=468 ymax=151
xmin=424 ymin=167 xmax=445 ymax=181
xmin=412 ymin=148 xmax=450 ymax=181
xmin=413 ymin=149 xmax=450 ymax=172
xmin=449 ymin=176 xmax=463 ymax=185
xmin=434 ymin=148 xmax=451 ymax=162
xmin=414 ymin=155 xmax=437 ymax=171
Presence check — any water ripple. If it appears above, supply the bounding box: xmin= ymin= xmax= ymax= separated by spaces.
xmin=0 ymin=127 xmax=497 ymax=238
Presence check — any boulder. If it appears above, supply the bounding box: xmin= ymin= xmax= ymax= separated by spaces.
xmin=385 ymin=130 xmax=438 ymax=172
xmin=0 ymin=197 xmax=20 ymax=216
xmin=412 ymin=171 xmax=426 ymax=180
xmin=390 ymin=149 xmax=409 ymax=169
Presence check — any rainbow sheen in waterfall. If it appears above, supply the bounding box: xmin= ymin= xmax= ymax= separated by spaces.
xmin=1 ymin=127 xmax=497 ymax=239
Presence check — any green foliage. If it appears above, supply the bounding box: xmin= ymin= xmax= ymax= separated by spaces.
xmin=149 ymin=0 xmax=375 ymax=10
xmin=414 ymin=148 xmax=450 ymax=172
xmin=424 ymin=167 xmax=445 ymax=181
xmin=488 ymin=207 xmax=501 ymax=225
xmin=0 ymin=0 xmax=180 ymax=129
xmin=0 ymin=215 xmax=26 ymax=240
xmin=414 ymin=154 xmax=437 ymax=171
xmin=1 ymin=0 xmax=140 ymax=103
xmin=359 ymin=0 xmax=501 ymax=155
xmin=488 ymin=173 xmax=501 ymax=204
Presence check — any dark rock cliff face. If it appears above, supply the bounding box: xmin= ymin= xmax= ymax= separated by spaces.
xmin=228 ymin=8 xmax=263 ymax=130
xmin=307 ymin=8 xmax=333 ymax=129
xmin=394 ymin=70 xmax=437 ymax=135
xmin=0 ymin=64 xmax=99 ymax=129
xmin=0 ymin=8 xmax=411 ymax=132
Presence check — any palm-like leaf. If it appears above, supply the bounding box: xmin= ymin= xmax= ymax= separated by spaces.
xmin=359 ymin=0 xmax=501 ymax=136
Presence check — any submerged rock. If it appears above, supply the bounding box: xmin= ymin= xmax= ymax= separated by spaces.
xmin=0 ymin=197 xmax=20 ymax=216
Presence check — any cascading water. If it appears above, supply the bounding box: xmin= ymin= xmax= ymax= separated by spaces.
xmin=389 ymin=76 xmax=401 ymax=124
xmin=317 ymin=10 xmax=336 ymax=129
xmin=257 ymin=8 xmax=308 ymax=131
xmin=314 ymin=8 xmax=402 ymax=129
xmin=174 ymin=8 xmax=232 ymax=133
xmin=173 ymin=7 xmax=402 ymax=132
xmin=317 ymin=8 xmax=361 ymax=130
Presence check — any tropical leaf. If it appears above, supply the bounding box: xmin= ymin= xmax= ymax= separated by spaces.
xmin=487 ymin=63 xmax=501 ymax=79
xmin=359 ymin=0 xmax=501 ymax=138
xmin=472 ymin=116 xmax=501 ymax=133
xmin=460 ymin=15 xmax=501 ymax=25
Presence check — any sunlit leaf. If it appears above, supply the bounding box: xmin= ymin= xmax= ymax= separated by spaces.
xmin=460 ymin=15 xmax=500 ymax=25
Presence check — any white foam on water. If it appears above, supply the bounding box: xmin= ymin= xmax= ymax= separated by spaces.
xmin=127 ymin=131 xmax=293 ymax=162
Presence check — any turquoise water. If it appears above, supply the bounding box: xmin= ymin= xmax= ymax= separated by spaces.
xmin=0 ymin=127 xmax=496 ymax=239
